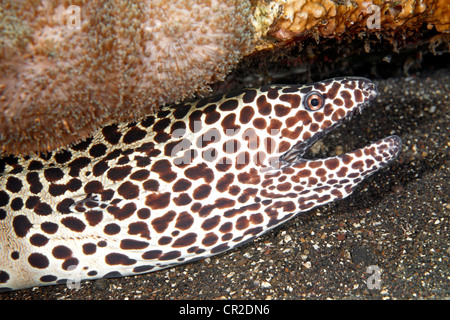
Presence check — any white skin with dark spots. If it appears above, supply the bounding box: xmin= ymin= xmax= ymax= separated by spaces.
xmin=0 ymin=77 xmax=401 ymax=291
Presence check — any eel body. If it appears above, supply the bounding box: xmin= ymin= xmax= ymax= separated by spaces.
xmin=0 ymin=77 xmax=401 ymax=291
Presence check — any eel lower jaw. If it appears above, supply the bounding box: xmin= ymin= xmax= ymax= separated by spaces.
xmin=280 ymin=134 xmax=402 ymax=171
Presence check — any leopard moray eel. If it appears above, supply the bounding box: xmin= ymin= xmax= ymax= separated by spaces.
xmin=0 ymin=77 xmax=401 ymax=292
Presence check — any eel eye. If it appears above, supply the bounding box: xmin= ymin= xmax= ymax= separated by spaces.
xmin=304 ymin=92 xmax=324 ymax=111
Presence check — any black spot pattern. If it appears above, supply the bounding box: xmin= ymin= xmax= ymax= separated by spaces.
xmin=123 ymin=127 xmax=147 ymax=144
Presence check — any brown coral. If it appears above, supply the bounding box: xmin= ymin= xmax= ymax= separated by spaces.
xmin=0 ymin=0 xmax=254 ymax=155
xmin=253 ymin=0 xmax=449 ymax=41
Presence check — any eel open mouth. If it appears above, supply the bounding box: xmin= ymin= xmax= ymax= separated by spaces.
xmin=279 ymin=77 xmax=402 ymax=170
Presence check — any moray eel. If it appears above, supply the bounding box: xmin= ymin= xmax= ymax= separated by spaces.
xmin=0 ymin=77 xmax=401 ymax=292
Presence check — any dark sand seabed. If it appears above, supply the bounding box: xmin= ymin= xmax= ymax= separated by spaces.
xmin=1 ymin=68 xmax=448 ymax=300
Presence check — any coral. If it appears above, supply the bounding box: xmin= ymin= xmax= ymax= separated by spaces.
xmin=0 ymin=0 xmax=254 ymax=155
xmin=252 ymin=0 xmax=449 ymax=41
xmin=3 ymin=0 xmax=447 ymax=155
